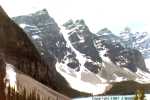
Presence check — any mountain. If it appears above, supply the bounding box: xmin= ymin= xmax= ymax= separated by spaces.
xmin=119 ymin=31 xmax=150 ymax=72
xmin=13 ymin=9 xmax=150 ymax=97
xmin=0 ymin=6 xmax=84 ymax=98
xmin=12 ymin=9 xmax=62 ymax=60
xmin=119 ymin=31 xmax=150 ymax=59
xmin=96 ymin=28 xmax=122 ymax=43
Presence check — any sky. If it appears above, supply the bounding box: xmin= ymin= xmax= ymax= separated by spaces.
xmin=0 ymin=0 xmax=150 ymax=34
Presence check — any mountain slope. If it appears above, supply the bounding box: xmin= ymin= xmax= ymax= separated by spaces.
xmin=16 ymin=69 xmax=70 ymax=100
xmin=133 ymin=32 xmax=150 ymax=59
xmin=0 ymin=6 xmax=85 ymax=98
xmin=120 ymin=31 xmax=150 ymax=58
xmin=5 ymin=63 xmax=70 ymax=100
xmin=119 ymin=31 xmax=150 ymax=71
xmin=12 ymin=9 xmax=150 ymax=96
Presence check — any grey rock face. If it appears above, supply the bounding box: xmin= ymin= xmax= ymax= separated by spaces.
xmin=13 ymin=9 xmax=62 ymax=59
xmin=94 ymin=37 xmax=147 ymax=72
xmin=63 ymin=19 xmax=100 ymax=61
xmin=119 ymin=31 xmax=150 ymax=59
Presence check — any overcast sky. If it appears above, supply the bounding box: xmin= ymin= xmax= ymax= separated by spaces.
xmin=0 ymin=0 xmax=150 ymax=33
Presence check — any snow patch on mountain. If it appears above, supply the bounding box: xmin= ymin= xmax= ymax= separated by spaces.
xmin=20 ymin=23 xmax=37 ymax=29
xmin=98 ymin=49 xmax=150 ymax=84
xmin=145 ymin=58 xmax=150 ymax=71
xmin=56 ymin=62 xmax=112 ymax=95
xmin=135 ymin=68 xmax=150 ymax=83
xmin=98 ymin=50 xmax=133 ymax=82
xmin=5 ymin=63 xmax=17 ymax=91
xmin=60 ymin=26 xmax=87 ymax=79
xmin=32 ymin=35 xmax=41 ymax=40
xmin=113 ymin=74 xmax=127 ymax=82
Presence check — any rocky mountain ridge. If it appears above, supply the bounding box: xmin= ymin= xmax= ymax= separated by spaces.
xmin=12 ymin=9 xmax=150 ymax=96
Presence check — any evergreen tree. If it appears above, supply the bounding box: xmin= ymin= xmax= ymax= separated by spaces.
xmin=134 ymin=89 xmax=145 ymax=100
xmin=0 ymin=56 xmax=6 ymax=100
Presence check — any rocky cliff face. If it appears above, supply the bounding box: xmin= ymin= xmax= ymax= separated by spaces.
xmin=12 ymin=9 xmax=150 ymax=96
xmin=119 ymin=31 xmax=150 ymax=59
xmin=12 ymin=9 xmax=64 ymax=60
xmin=133 ymin=32 xmax=150 ymax=58
xmin=94 ymin=38 xmax=146 ymax=72
xmin=0 ymin=6 xmax=86 ymax=98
